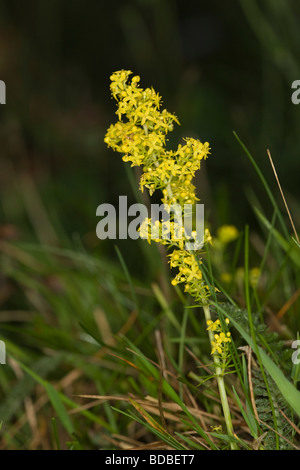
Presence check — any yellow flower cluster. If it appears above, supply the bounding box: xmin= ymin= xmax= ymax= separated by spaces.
xmin=105 ymin=70 xmax=212 ymax=305
xmin=104 ymin=70 xmax=210 ymax=205
xmin=168 ymin=228 xmax=213 ymax=302
xmin=206 ymin=318 xmax=231 ymax=356
xmin=170 ymin=248 xmax=207 ymax=299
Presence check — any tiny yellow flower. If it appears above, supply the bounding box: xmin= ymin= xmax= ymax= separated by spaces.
xmin=204 ymin=228 xmax=213 ymax=245
xmin=207 ymin=318 xmax=231 ymax=356
xmin=211 ymin=341 xmax=222 ymax=355
xmin=211 ymin=425 xmax=223 ymax=433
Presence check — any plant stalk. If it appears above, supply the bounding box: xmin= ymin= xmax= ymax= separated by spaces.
xmin=203 ymin=304 xmax=238 ymax=450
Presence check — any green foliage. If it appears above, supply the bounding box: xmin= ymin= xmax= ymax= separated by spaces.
xmin=221 ymin=303 xmax=295 ymax=449
xmin=222 ymin=303 xmax=292 ymax=372
xmin=252 ymin=366 xmax=294 ymax=450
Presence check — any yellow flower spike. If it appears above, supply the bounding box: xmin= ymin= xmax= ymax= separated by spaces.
xmin=106 ymin=71 xmax=213 ymax=296
xmin=208 ymin=317 xmax=232 ymax=356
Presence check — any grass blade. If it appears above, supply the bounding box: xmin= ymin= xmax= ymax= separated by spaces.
xmin=15 ymin=359 xmax=75 ymax=435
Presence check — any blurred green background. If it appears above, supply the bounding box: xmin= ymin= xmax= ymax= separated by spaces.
xmin=0 ymin=0 xmax=300 ymax=263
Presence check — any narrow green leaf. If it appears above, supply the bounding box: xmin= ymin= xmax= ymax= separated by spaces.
xmin=115 ymin=245 xmax=140 ymax=313
xmin=219 ymin=307 xmax=300 ymax=417
xmin=233 ymin=131 xmax=289 ymax=238
xmin=14 ymin=359 xmax=75 ymax=435
xmin=254 ymin=208 xmax=300 ymax=268
xmin=232 ymin=386 xmax=258 ymax=438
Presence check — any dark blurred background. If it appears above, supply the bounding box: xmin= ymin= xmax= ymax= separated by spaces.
xmin=0 ymin=0 xmax=300 ymax=261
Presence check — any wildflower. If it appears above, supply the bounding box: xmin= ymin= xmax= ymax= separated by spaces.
xmin=211 ymin=425 xmax=223 ymax=433
xmin=105 ymin=70 xmax=212 ymax=305
xmin=207 ymin=318 xmax=231 ymax=357
xmin=206 ymin=319 xmax=220 ymax=331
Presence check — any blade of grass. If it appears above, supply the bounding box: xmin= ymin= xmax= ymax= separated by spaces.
xmin=152 ymin=283 xmax=181 ymax=331
xmin=174 ymin=432 xmax=207 ymax=450
xmin=267 ymin=149 xmax=299 ymax=244
xmin=51 ymin=417 xmax=61 ymax=450
xmin=115 ymin=245 xmax=140 ymax=314
xmin=120 ymin=336 xmax=218 ymax=449
xmin=111 ymin=406 xmax=186 ymax=450
xmin=15 ymin=359 xmax=75 ymax=436
xmin=14 ymin=358 xmax=115 ymax=435
xmin=232 ymin=386 xmax=258 ymax=439
xmin=254 ymin=208 xmax=300 ymax=268
xmin=233 ymin=132 xmax=289 ymax=239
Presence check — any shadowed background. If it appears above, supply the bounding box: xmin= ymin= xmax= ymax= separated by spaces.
xmin=1 ymin=0 xmax=300 ymax=259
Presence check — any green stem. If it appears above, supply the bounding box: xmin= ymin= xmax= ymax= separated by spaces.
xmin=203 ymin=304 xmax=238 ymax=450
